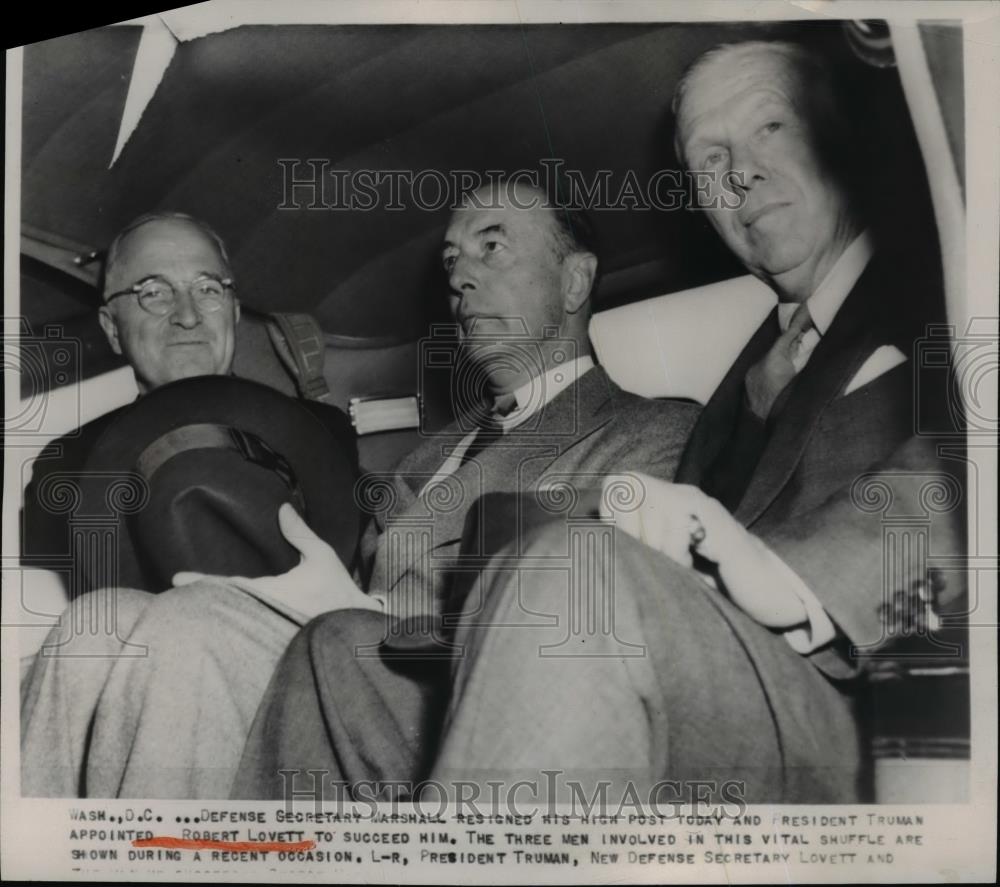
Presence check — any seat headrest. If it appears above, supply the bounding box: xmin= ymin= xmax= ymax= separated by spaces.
xmin=589 ymin=275 xmax=776 ymax=404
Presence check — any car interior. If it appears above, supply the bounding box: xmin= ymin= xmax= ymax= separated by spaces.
xmin=14 ymin=16 xmax=968 ymax=803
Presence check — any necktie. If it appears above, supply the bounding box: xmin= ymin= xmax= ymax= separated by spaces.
xmin=699 ymin=303 xmax=814 ymax=512
xmin=460 ymin=393 xmax=518 ymax=465
xmin=745 ymin=302 xmax=814 ymax=420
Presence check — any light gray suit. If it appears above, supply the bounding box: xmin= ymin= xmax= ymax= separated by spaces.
xmin=233 ymin=365 xmax=700 ymax=798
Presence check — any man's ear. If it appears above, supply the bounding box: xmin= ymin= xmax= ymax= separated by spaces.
xmin=233 ymin=298 xmax=241 ymax=324
xmin=97 ymin=305 xmax=123 ymax=355
xmin=561 ymin=251 xmax=598 ymax=315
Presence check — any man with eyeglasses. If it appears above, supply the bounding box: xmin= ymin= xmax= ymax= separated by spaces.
xmin=21 ymin=213 xmax=244 ymax=582
xmin=98 ymin=212 xmax=240 ymax=393
xmin=23 ymin=211 xmax=359 ymax=588
xmin=20 ymin=212 xmax=362 ymax=799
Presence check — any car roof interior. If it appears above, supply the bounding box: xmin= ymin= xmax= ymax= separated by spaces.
xmin=20 ymin=18 xmax=955 ymax=469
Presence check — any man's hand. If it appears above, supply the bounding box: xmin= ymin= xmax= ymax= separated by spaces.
xmin=174 ymin=503 xmax=382 ymax=620
xmin=600 ymin=474 xmax=806 ymax=629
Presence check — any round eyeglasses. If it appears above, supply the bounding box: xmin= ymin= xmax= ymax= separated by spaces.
xmin=104 ymin=275 xmax=235 ymax=316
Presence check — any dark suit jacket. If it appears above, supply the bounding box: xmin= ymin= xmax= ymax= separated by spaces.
xmin=360 ymin=365 xmax=700 ymax=617
xmin=674 ymin=254 xmax=965 ymax=677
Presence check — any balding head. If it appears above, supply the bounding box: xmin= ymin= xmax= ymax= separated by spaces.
xmin=98 ymin=213 xmax=240 ymax=393
xmin=672 ymin=41 xmax=849 ymax=165
xmin=103 ymin=212 xmax=232 ymax=296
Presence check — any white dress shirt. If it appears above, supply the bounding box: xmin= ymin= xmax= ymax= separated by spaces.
xmin=500 ymin=354 xmax=595 ymax=432
xmin=778 ymin=228 xmax=874 ymax=351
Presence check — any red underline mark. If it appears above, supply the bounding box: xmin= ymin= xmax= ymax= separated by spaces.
xmin=133 ymin=837 xmax=316 ymax=852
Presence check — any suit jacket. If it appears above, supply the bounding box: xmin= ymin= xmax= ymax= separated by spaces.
xmin=360 ymin=365 xmax=700 ymax=618
xmin=674 ymin=253 xmax=965 ymax=677
xmin=231 ymin=366 xmax=699 ymax=796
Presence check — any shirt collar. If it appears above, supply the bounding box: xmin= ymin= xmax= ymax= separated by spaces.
xmin=777 ymin=229 xmax=874 ymax=334
xmin=499 ymin=355 xmax=595 ymax=430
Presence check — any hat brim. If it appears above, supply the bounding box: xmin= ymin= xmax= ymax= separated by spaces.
xmin=79 ymin=375 xmax=360 ymax=591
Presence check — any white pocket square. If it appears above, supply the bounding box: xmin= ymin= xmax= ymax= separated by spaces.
xmin=844 ymin=345 xmax=908 ymax=395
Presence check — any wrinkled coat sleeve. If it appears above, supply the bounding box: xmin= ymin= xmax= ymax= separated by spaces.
xmin=761 ymin=434 xmax=967 ymax=668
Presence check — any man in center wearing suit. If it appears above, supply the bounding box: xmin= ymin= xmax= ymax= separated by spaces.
xmin=231 ymin=178 xmax=701 ymax=798
xmin=423 ymin=40 xmax=966 ymax=803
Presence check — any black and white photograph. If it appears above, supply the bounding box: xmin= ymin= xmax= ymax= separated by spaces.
xmin=2 ymin=0 xmax=997 ymax=882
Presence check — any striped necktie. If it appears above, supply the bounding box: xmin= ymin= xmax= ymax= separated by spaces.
xmin=745 ymin=302 xmax=814 ymax=420
xmin=700 ymin=303 xmax=814 ymax=511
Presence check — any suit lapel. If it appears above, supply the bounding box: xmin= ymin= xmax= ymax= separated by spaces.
xmin=527 ymin=363 xmax=621 ymax=448
xmin=446 ymin=364 xmax=619 ymax=528
xmin=675 ymin=310 xmax=780 ymax=485
xmin=734 ymin=261 xmax=885 ymax=526
xmin=382 ymin=365 xmax=619 ymax=575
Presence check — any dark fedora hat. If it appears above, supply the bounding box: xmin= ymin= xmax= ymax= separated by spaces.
xmin=78 ymin=375 xmax=360 ymax=592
